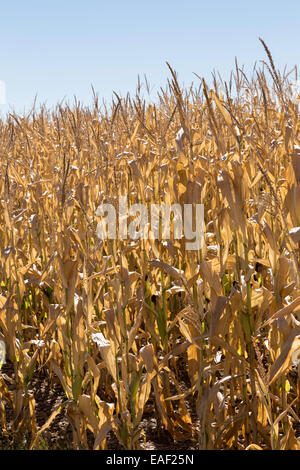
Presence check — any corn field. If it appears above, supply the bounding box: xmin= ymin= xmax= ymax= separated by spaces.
xmin=1 ymin=44 xmax=300 ymax=450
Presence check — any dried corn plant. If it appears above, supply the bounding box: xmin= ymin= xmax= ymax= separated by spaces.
xmin=0 ymin=43 xmax=300 ymax=450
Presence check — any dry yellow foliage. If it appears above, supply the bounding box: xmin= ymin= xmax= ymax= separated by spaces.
xmin=0 ymin=47 xmax=300 ymax=450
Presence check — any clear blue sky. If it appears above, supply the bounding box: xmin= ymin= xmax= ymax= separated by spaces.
xmin=0 ymin=0 xmax=299 ymax=114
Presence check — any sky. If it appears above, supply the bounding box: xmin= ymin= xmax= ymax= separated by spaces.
xmin=0 ymin=0 xmax=299 ymax=115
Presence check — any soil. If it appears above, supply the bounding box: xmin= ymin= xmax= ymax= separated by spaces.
xmin=2 ymin=357 xmax=298 ymax=450
xmin=0 ymin=359 xmax=199 ymax=450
